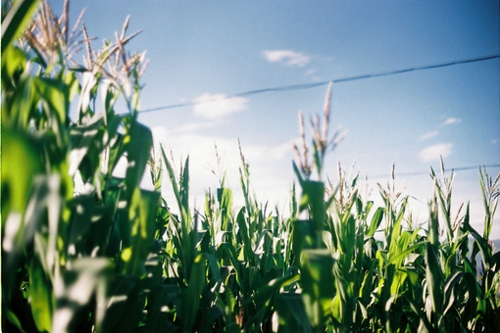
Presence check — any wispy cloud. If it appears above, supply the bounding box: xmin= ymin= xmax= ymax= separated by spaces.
xmin=305 ymin=68 xmax=317 ymax=76
xmin=304 ymin=68 xmax=322 ymax=81
xmin=418 ymin=117 xmax=461 ymax=141
xmin=192 ymin=93 xmax=248 ymax=119
xmin=151 ymin=126 xmax=294 ymax=209
xmin=419 ymin=130 xmax=439 ymax=141
xmin=418 ymin=143 xmax=452 ymax=162
xmin=262 ymin=50 xmax=310 ymax=67
xmin=166 ymin=121 xmax=220 ymax=135
xmin=439 ymin=117 xmax=461 ymax=127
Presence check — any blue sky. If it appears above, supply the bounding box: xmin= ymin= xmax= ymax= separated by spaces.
xmin=53 ymin=0 xmax=499 ymax=237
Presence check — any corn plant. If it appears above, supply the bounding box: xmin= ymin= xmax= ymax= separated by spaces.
xmin=284 ymin=82 xmax=500 ymax=333
xmin=2 ymin=1 xmax=162 ymax=332
xmin=3 ymin=1 xmax=500 ymax=332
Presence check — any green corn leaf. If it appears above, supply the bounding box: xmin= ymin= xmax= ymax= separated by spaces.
xmin=425 ymin=242 xmax=443 ymax=315
xmin=35 ymin=76 xmax=70 ymax=130
xmin=160 ymin=146 xmax=192 ymax=230
xmin=312 ymin=140 xmax=322 ymax=177
xmin=355 ymin=196 xmax=363 ymax=217
xmin=2 ymin=44 xmax=28 ymax=90
xmin=464 ymin=216 xmax=492 ymax=272
xmin=218 ymin=242 xmax=242 ymax=289
xmin=292 ymin=219 xmax=314 ymax=262
xmin=1 ymin=130 xmax=42 ymax=218
xmin=389 ymin=269 xmax=407 ymax=298
xmin=428 ymin=196 xmax=440 ymax=247
xmin=180 ymin=156 xmax=190 ymax=217
xmin=384 ymin=294 xmax=399 ymax=333
xmin=68 ymin=113 xmax=105 ymax=176
xmin=1 ymin=0 xmax=39 ymax=56
xmin=218 ymin=187 xmax=233 ymax=231
xmin=359 ymin=263 xmax=376 ymax=303
xmin=125 ymin=121 xmax=153 ymax=195
xmin=7 ymin=76 xmax=38 ymax=130
xmin=122 ymin=188 xmax=159 ymax=277
xmin=276 ymin=293 xmax=313 ymax=333
xmin=406 ymin=297 xmax=434 ymax=333
xmin=21 ymin=175 xmax=65 ymax=274
xmin=28 ymin=249 xmax=54 ymax=333
xmin=300 ymin=180 xmax=326 ymax=248
xmin=331 ymin=293 xmax=342 ymax=327
xmin=300 ymin=248 xmax=335 ymax=330
xmin=236 ymin=207 xmax=254 ymax=265
xmin=292 ymin=160 xmax=305 ymax=187
xmin=479 ymin=167 xmax=497 ymax=240
xmin=387 ymin=241 xmax=426 ymax=266
xmin=103 ymin=115 xmax=126 ymax=175
xmin=366 ymin=206 xmax=384 ymax=237
xmin=102 ymin=78 xmax=121 ymax=115
xmin=53 ymin=258 xmax=112 ymax=333
xmin=251 ymin=273 xmax=299 ymax=307
xmin=443 ymin=271 xmax=477 ymax=318
xmin=181 ymin=253 xmax=208 ymax=332
xmin=4 ymin=310 xmax=28 ymax=333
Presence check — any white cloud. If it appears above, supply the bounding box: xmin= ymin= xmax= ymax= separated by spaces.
xmin=440 ymin=117 xmax=461 ymax=127
xmin=193 ymin=93 xmax=248 ymax=119
xmin=418 ymin=143 xmax=452 ymax=162
xmin=151 ymin=126 xmax=295 ymax=211
xmin=168 ymin=121 xmax=219 ymax=135
xmin=419 ymin=130 xmax=439 ymax=141
xmin=492 ymin=139 xmax=498 ymax=144
xmin=262 ymin=50 xmax=310 ymax=67
xmin=305 ymin=68 xmax=317 ymax=76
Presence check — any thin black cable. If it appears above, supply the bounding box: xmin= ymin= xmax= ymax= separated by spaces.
xmin=139 ymin=54 xmax=500 ymax=114
xmin=139 ymin=82 xmax=329 ymax=113
xmin=372 ymin=164 xmax=500 ymax=179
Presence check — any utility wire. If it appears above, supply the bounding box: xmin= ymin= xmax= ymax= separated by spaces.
xmin=139 ymin=54 xmax=500 ymax=114
xmin=372 ymin=164 xmax=500 ymax=179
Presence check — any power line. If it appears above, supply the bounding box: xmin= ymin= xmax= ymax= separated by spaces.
xmin=372 ymin=164 xmax=500 ymax=179
xmin=139 ymin=54 xmax=500 ymax=114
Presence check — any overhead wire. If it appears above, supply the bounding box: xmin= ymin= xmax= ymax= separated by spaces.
xmin=139 ymin=53 xmax=500 ymax=113
xmin=139 ymin=54 xmax=500 ymax=179
xmin=372 ymin=164 xmax=500 ymax=179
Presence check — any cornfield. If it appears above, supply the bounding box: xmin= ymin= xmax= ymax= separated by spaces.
xmin=2 ymin=1 xmax=499 ymax=332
